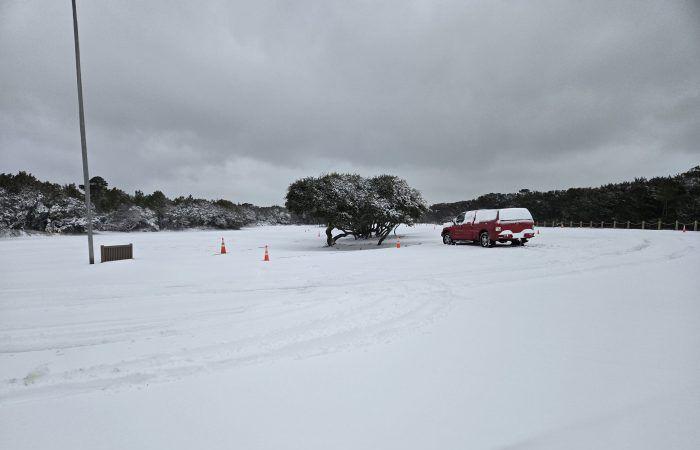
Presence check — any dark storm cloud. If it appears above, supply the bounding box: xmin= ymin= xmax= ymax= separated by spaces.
xmin=1 ymin=0 xmax=699 ymax=204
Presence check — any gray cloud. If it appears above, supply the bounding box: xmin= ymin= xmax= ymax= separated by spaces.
xmin=1 ymin=0 xmax=699 ymax=204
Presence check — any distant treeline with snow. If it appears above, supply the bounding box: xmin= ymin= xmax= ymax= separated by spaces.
xmin=0 ymin=172 xmax=294 ymax=234
xmin=424 ymin=166 xmax=700 ymax=224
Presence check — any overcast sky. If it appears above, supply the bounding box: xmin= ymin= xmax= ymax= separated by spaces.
xmin=1 ymin=0 xmax=699 ymax=205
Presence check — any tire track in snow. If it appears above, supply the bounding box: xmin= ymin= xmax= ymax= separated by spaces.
xmin=1 ymin=279 xmax=455 ymax=404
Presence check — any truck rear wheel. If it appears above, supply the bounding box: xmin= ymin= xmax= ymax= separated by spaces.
xmin=479 ymin=232 xmax=492 ymax=248
xmin=443 ymin=234 xmax=454 ymax=245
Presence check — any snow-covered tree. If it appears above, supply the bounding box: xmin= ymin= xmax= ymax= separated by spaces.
xmin=285 ymin=173 xmax=427 ymax=246
xmin=370 ymin=175 xmax=428 ymax=244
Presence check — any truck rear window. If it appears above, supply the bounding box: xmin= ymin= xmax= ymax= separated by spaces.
xmin=499 ymin=208 xmax=533 ymax=221
xmin=475 ymin=209 xmax=498 ymax=222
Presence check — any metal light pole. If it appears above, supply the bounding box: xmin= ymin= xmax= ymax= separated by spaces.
xmin=71 ymin=0 xmax=95 ymax=264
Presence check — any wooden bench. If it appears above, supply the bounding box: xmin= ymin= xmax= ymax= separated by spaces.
xmin=100 ymin=244 xmax=133 ymax=263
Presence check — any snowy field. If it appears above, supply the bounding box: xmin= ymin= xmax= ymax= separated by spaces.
xmin=1 ymin=225 xmax=699 ymax=449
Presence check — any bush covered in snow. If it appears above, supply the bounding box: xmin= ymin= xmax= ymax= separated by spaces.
xmin=0 ymin=187 xmax=102 ymax=234
xmin=102 ymin=206 xmax=160 ymax=232
xmin=285 ymin=173 xmax=427 ymax=245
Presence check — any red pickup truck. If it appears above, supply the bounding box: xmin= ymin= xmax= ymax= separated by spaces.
xmin=442 ymin=208 xmax=535 ymax=247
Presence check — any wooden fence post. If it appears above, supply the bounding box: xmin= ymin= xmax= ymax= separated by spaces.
xmin=675 ymin=220 xmax=678 ymax=231
xmin=642 ymin=220 xmax=645 ymax=230
xmin=626 ymin=221 xmax=630 ymax=229
xmin=695 ymin=220 xmax=698 ymax=232
xmin=569 ymin=221 xmax=573 ymax=227
xmin=589 ymin=221 xmax=593 ymax=227
xmin=579 ymin=221 xmax=582 ymax=227
xmin=658 ymin=219 xmax=661 ymax=230
xmin=613 ymin=220 xmax=616 ymax=229
xmin=600 ymin=220 xmax=604 ymax=228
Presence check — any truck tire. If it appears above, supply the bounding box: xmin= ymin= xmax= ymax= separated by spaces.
xmin=443 ymin=234 xmax=454 ymax=245
xmin=479 ymin=232 xmax=492 ymax=248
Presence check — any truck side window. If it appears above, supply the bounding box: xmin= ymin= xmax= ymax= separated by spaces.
xmin=456 ymin=212 xmax=466 ymax=224
xmin=464 ymin=211 xmax=475 ymax=224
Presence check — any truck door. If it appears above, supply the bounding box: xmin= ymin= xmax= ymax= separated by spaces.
xmin=462 ymin=210 xmax=476 ymax=240
xmin=452 ymin=212 xmax=467 ymax=239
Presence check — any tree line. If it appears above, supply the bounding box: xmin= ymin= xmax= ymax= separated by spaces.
xmin=0 ymin=172 xmax=260 ymax=215
xmin=424 ymin=166 xmax=700 ymax=224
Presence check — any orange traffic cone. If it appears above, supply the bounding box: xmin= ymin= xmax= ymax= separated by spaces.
xmin=396 ymin=237 xmax=401 ymax=248
xmin=263 ymin=245 xmax=270 ymax=261
xmin=220 ymin=237 xmax=227 ymax=254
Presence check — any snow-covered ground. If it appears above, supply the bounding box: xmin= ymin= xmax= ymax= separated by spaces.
xmin=1 ymin=225 xmax=699 ymax=449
